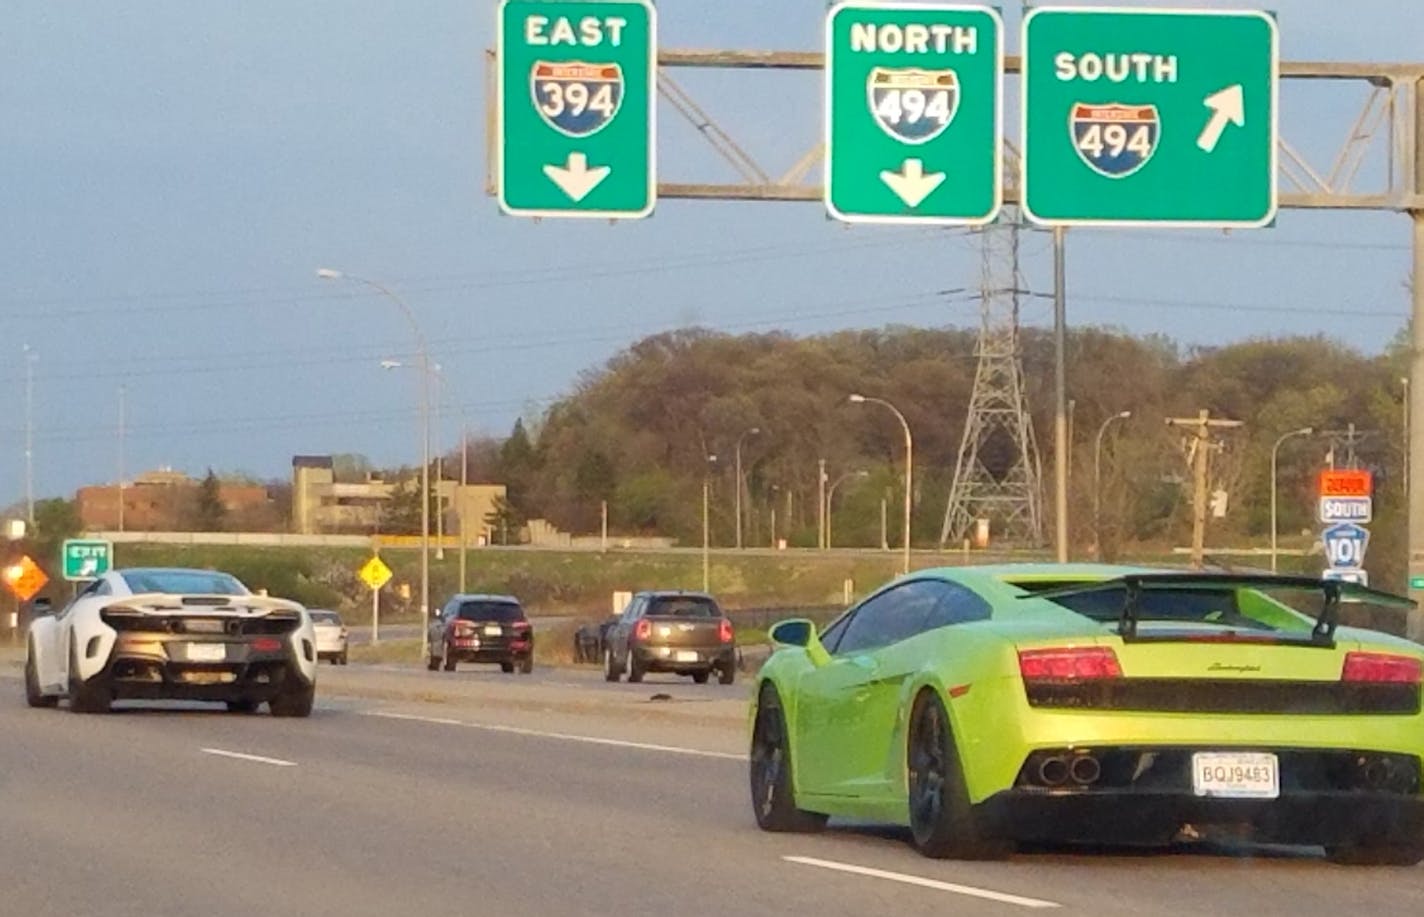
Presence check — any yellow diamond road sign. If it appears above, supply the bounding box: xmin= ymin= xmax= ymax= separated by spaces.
xmin=358 ymin=555 xmax=393 ymax=591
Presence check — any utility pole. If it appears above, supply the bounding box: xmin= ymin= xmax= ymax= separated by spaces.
xmin=1319 ymin=423 xmax=1375 ymax=470
xmin=1052 ymin=228 xmax=1069 ymax=562
xmin=458 ymin=426 xmax=468 ymax=593
xmin=1165 ymin=409 xmax=1243 ymax=568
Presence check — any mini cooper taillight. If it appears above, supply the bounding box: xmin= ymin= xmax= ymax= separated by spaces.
xmin=1018 ymin=647 xmax=1123 ymax=681
xmin=1341 ymin=652 xmax=1422 ymax=684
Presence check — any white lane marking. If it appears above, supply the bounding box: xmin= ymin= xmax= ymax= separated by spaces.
xmin=200 ymin=747 xmax=298 ymax=767
xmin=783 ymin=856 xmax=1060 ymax=910
xmin=362 ymin=710 xmax=746 ymax=761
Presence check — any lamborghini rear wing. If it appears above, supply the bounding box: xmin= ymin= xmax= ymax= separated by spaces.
xmin=1023 ymin=573 xmax=1415 ymax=645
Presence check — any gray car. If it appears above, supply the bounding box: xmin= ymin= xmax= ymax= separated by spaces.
xmin=603 ymin=591 xmax=736 ymax=685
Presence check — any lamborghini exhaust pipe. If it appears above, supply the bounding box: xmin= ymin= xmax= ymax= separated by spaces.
xmin=1069 ymin=754 xmax=1102 ymax=786
xmin=1036 ymin=756 xmax=1070 ymax=786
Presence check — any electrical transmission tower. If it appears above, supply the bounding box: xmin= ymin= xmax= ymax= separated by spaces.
xmin=939 ymin=209 xmax=1045 ymax=547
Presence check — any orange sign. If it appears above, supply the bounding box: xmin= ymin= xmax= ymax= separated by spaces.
xmin=2 ymin=554 xmax=49 ymax=602
xmin=1318 ymin=469 xmax=1372 ymax=498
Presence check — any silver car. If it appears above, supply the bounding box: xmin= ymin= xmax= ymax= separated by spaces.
xmin=309 ymin=609 xmax=348 ymax=665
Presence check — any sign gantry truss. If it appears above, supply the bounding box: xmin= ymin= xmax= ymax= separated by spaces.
xmin=487 ymin=50 xmax=1422 ymax=213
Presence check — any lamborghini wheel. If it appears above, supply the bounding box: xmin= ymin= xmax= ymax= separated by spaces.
xmin=906 ymin=689 xmax=1008 ymax=860
xmin=749 ymin=682 xmax=828 ymax=833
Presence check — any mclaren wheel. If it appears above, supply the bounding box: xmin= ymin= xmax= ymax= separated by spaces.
xmin=67 ymin=642 xmax=112 ymax=714
xmin=25 ymin=645 xmax=58 ymax=708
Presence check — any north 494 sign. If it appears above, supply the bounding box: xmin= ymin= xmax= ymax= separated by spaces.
xmin=825 ymin=3 xmax=1003 ymax=225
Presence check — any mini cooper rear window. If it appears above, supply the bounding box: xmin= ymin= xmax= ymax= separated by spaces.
xmin=457 ymin=601 xmax=525 ymax=622
xmin=646 ymin=596 xmax=720 ymax=617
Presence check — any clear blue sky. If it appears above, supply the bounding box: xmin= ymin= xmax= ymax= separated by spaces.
xmin=1 ymin=0 xmax=1418 ymax=505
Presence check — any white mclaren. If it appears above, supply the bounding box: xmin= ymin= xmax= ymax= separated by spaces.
xmin=24 ymin=567 xmax=317 ymax=715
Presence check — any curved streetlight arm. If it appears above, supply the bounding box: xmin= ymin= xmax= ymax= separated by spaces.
xmin=849 ymin=394 xmax=912 ymax=574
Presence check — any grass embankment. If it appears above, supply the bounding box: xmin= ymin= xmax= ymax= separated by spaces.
xmin=109 ymin=542 xmax=989 ymax=618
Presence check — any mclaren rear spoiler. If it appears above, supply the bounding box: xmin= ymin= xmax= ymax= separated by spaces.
xmin=1023 ymin=573 xmax=1415 ymax=645
xmin=101 ymin=593 xmax=305 ymax=617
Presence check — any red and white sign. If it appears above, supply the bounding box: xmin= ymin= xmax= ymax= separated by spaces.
xmin=1318 ymin=469 xmax=1372 ymax=498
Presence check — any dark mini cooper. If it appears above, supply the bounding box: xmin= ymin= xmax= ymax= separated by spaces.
xmin=427 ymin=594 xmax=534 ymax=674
xmin=603 ymin=591 xmax=736 ymax=685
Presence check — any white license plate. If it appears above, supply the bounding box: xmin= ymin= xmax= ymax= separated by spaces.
xmin=675 ymin=650 xmax=699 ymax=662
xmin=1191 ymin=752 xmax=1279 ymax=799
xmin=188 ymin=643 xmax=227 ymax=663
xmin=483 ymin=624 xmax=502 ymax=636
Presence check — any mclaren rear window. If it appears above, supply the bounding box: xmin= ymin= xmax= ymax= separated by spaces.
xmin=646 ymin=596 xmax=720 ymax=617
xmin=457 ymin=601 xmax=524 ymax=622
xmin=121 ymin=570 xmax=249 ymax=596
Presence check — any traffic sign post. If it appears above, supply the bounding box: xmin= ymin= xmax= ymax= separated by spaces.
xmin=1021 ymin=7 xmax=1278 ymax=226
xmin=358 ymin=555 xmax=394 ymax=645
xmin=3 ymin=555 xmax=49 ymax=603
xmin=824 ymin=2 xmax=1003 ymax=225
xmin=62 ymin=538 xmax=113 ymax=582
xmin=497 ymin=0 xmax=656 ymax=219
xmin=1317 ymin=469 xmax=1372 ymax=584
xmin=1321 ymin=522 xmax=1370 ymax=570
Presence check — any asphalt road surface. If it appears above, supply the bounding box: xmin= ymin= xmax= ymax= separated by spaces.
xmin=1 ymin=664 xmax=1421 ymax=917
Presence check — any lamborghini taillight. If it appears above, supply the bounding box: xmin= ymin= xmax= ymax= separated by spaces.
xmin=1341 ymin=652 xmax=1422 ymax=684
xmin=1018 ymin=647 xmax=1122 ymax=681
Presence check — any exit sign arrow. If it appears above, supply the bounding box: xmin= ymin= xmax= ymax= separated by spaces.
xmin=1197 ymin=84 xmax=1246 ymax=153
xmin=879 ymin=159 xmax=946 ymax=208
xmin=543 ymin=153 xmax=612 ymax=202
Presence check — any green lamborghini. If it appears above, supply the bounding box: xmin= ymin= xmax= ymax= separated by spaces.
xmin=748 ymin=564 xmax=1424 ymax=865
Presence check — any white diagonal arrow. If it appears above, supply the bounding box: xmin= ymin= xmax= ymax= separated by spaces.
xmin=879 ymin=158 xmax=946 ymax=209
xmin=542 ymin=152 xmax=611 ymax=202
xmin=1196 ymin=84 xmax=1246 ymax=153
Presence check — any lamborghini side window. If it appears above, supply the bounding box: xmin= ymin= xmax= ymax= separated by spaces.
xmin=835 ymin=581 xmax=946 ymax=655
xmin=921 ymin=581 xmax=993 ymax=630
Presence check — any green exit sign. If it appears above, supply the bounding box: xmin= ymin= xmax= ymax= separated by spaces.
xmin=62 ymin=539 xmax=112 ymax=581
xmin=825 ymin=2 xmax=1003 ymax=225
xmin=1022 ymin=8 xmax=1278 ymax=227
xmin=497 ymin=0 xmax=656 ymax=219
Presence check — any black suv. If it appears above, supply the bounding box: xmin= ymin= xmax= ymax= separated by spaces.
xmin=427 ymin=594 xmax=533 ymax=674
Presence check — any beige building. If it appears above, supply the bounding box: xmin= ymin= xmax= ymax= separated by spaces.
xmin=291 ymin=455 xmax=506 ymax=539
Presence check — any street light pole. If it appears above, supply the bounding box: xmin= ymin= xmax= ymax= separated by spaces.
xmin=849 ymin=394 xmax=913 ymax=575
xmin=734 ymin=426 xmax=760 ymax=550
xmin=703 ymin=454 xmax=717 ymax=592
xmin=319 ymin=268 xmax=433 ymax=660
xmin=1092 ymin=411 xmax=1132 ymax=561
xmin=459 ymin=421 xmax=469 ymax=593
xmin=23 ymin=345 xmax=36 ymax=527
xmin=118 ymin=384 xmax=127 ymax=533
xmin=1271 ymin=426 xmax=1315 ymax=573
xmin=825 ymin=470 xmax=869 ymax=549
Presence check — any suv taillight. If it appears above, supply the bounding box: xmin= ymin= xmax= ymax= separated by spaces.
xmin=1018 ymin=647 xmax=1122 ymax=681
xmin=718 ymin=619 xmax=734 ymax=643
xmin=1342 ymin=652 xmax=1422 ymax=684
xmin=633 ymin=619 xmax=652 ymax=641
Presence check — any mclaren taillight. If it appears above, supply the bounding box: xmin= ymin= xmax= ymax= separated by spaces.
xmin=1018 ymin=647 xmax=1122 ymax=681
xmin=1342 ymin=652 xmax=1422 ymax=684
xmin=718 ymin=619 xmax=734 ymax=643
xmin=633 ymin=619 xmax=652 ymax=641
xmin=252 ymin=637 xmax=282 ymax=653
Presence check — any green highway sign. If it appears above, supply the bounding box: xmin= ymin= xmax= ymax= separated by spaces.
xmin=497 ymin=0 xmax=656 ymax=219
xmin=1022 ymin=7 xmax=1278 ymax=227
xmin=62 ymin=538 xmax=112 ymax=582
xmin=825 ymin=2 xmax=1003 ymax=225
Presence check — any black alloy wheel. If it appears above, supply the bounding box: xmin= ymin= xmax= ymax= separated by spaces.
xmin=906 ymin=691 xmax=1007 ymax=860
xmin=748 ymin=683 xmax=827 ymax=833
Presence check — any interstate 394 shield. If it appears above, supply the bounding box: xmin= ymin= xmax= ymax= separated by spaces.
xmin=531 ymin=60 xmax=624 ymax=137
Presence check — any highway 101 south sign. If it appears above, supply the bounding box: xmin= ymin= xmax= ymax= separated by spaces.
xmin=497 ymin=0 xmax=656 ymax=219
xmin=1022 ymin=7 xmax=1278 ymax=227
xmin=825 ymin=3 xmax=1003 ymax=225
